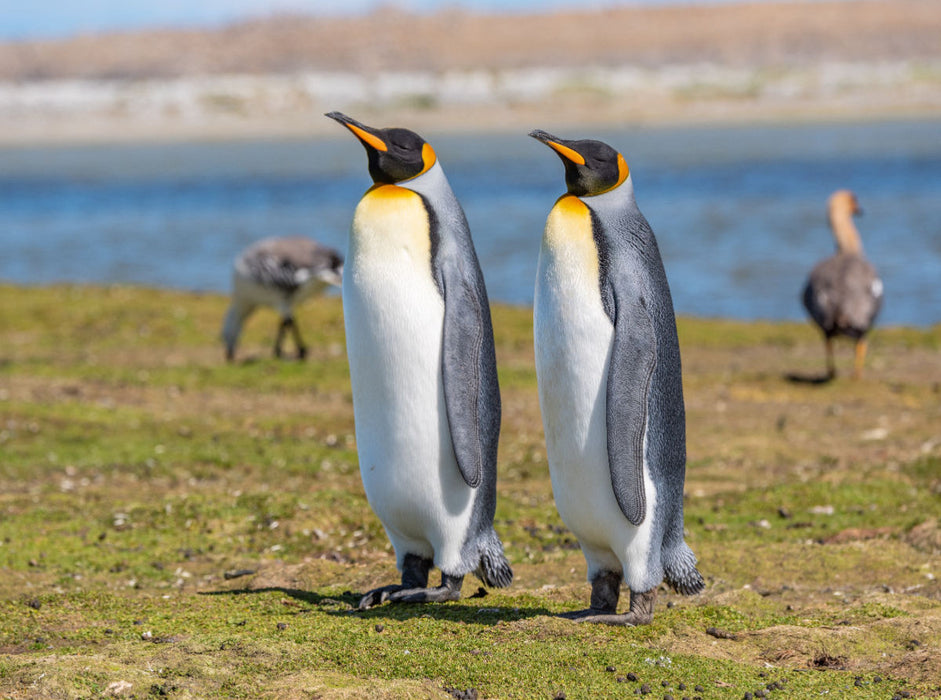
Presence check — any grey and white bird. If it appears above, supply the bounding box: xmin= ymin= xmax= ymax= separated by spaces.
xmin=221 ymin=236 xmax=343 ymax=362
xmin=802 ymin=190 xmax=883 ymax=379
xmin=327 ymin=111 xmax=512 ymax=609
xmin=531 ymin=130 xmax=704 ymax=626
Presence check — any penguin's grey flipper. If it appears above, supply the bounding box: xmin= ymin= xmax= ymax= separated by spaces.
xmin=441 ymin=273 xmax=501 ymax=489
xmin=605 ymin=289 xmax=657 ymax=526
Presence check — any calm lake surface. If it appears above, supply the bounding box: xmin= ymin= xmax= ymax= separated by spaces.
xmin=2 ymin=119 xmax=940 ymax=326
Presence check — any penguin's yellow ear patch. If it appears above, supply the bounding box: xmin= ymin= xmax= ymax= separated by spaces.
xmin=420 ymin=142 xmax=437 ymax=175
xmin=346 ymin=123 xmax=388 ymax=152
xmin=546 ymin=140 xmax=586 ymax=166
xmin=597 ymin=153 xmax=631 ymax=195
xmin=615 ymin=153 xmax=630 ymax=187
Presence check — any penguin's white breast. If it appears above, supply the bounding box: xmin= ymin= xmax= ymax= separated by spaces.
xmin=535 ymin=195 xmax=647 ymax=553
xmin=343 ymin=184 xmax=473 ymax=561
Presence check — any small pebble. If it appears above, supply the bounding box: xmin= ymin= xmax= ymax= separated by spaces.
xmin=276 ymin=622 xmax=288 ymax=630
xmin=678 ymin=684 xmax=686 ymax=691
xmin=606 ymin=666 xmax=616 ymax=672
xmin=640 ymin=683 xmax=651 ymax=695
xmin=694 ymin=686 xmax=705 ymax=693
xmin=374 ymin=624 xmax=384 ymax=633
xmin=627 ymin=672 xmax=639 ymax=682
xmin=662 ymin=680 xmax=670 ymax=687
xmin=743 ymin=692 xmax=753 ymax=700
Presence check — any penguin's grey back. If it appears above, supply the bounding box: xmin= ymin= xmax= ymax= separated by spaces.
xmin=586 ymin=187 xmax=699 ymax=593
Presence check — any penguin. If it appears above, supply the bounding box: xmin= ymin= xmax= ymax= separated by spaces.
xmin=530 ymin=129 xmax=704 ymax=626
xmin=221 ymin=236 xmax=343 ymax=362
xmin=326 ymin=112 xmax=512 ymax=609
xmin=802 ymin=190 xmax=882 ymax=380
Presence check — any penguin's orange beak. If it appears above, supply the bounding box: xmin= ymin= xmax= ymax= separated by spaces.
xmin=529 ymin=129 xmax=586 ymax=165
xmin=326 ymin=112 xmax=388 ymax=152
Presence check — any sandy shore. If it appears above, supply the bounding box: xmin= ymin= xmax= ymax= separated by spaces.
xmin=2 ymin=62 xmax=940 ymax=146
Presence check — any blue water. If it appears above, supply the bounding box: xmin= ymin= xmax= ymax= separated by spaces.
xmin=2 ymin=119 xmax=940 ymax=326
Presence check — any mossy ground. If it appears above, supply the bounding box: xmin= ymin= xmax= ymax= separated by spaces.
xmin=1 ymin=283 xmax=939 ymax=699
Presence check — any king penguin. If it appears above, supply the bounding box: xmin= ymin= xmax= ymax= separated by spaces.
xmin=530 ymin=130 xmax=704 ymax=625
xmin=327 ymin=112 xmax=513 ymax=609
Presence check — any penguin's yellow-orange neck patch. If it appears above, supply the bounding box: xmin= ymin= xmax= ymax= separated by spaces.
xmin=353 ymin=184 xmax=431 ymax=265
xmin=544 ymin=194 xmax=600 ymax=285
xmin=364 ymin=183 xmax=411 ymax=198
xmin=552 ymin=193 xmax=590 ymax=216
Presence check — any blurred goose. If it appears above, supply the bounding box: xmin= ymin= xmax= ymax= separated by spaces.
xmin=222 ymin=236 xmax=343 ymax=361
xmin=802 ymin=190 xmax=882 ymax=379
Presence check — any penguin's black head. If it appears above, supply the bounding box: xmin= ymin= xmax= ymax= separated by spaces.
xmin=529 ymin=130 xmax=630 ymax=197
xmin=326 ymin=112 xmax=437 ymax=184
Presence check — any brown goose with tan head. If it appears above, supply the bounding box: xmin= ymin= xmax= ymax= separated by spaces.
xmin=802 ymin=190 xmax=883 ymax=379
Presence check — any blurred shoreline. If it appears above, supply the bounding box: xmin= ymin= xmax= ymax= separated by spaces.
xmin=1 ymin=0 xmax=939 ymax=145
xmin=2 ymin=61 xmax=940 ymax=146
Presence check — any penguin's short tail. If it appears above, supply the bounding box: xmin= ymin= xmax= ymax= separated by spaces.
xmin=474 ymin=532 xmax=513 ymax=589
xmin=663 ymin=543 xmax=705 ymax=596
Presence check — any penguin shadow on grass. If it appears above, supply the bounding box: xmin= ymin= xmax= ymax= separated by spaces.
xmin=203 ymin=587 xmax=552 ymax=625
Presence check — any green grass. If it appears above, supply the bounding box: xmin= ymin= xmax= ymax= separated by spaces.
xmin=1 ymin=283 xmax=939 ymax=698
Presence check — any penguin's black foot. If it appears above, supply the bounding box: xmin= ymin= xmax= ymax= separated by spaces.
xmin=358 ymin=584 xmax=406 ymax=610
xmin=384 ymin=579 xmax=463 ymax=605
xmin=296 ymin=345 xmax=307 ymax=360
xmin=358 ymin=554 xmax=443 ymax=610
xmin=358 ymin=572 xmax=463 ymax=609
xmin=560 ymin=569 xmax=620 ymax=619
xmin=562 ymin=588 xmax=657 ymax=627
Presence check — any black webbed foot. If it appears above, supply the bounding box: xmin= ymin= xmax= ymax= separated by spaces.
xmin=560 ymin=571 xmax=657 ymax=626
xmin=359 ymin=554 xmax=466 ymax=610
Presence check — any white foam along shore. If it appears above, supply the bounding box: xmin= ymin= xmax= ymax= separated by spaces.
xmin=1 ymin=60 xmax=939 ymax=143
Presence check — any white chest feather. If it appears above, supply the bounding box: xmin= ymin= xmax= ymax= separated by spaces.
xmin=343 ymin=183 xmax=473 ymax=570
xmin=534 ymin=194 xmax=657 ymax=585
